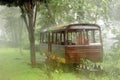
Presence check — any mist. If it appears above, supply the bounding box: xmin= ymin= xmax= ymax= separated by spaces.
xmin=0 ymin=0 xmax=120 ymax=80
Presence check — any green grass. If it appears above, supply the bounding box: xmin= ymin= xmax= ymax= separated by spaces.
xmin=0 ymin=48 xmax=43 ymax=80
xmin=0 ymin=48 xmax=120 ymax=80
xmin=0 ymin=48 xmax=77 ymax=80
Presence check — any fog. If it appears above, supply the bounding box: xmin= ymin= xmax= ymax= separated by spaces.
xmin=0 ymin=1 xmax=120 ymax=80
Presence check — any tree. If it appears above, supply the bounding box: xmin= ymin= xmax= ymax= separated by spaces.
xmin=0 ymin=7 xmax=29 ymax=51
xmin=0 ymin=0 xmax=49 ymax=67
xmin=37 ymin=0 xmax=109 ymax=29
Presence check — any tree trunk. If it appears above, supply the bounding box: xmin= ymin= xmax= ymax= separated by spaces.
xmin=28 ymin=13 xmax=36 ymax=67
xmin=27 ymin=4 xmax=36 ymax=67
xmin=29 ymin=30 xmax=36 ymax=67
xmin=20 ymin=2 xmax=37 ymax=67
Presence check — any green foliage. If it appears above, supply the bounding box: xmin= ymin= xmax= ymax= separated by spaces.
xmin=103 ymin=49 xmax=120 ymax=79
xmin=110 ymin=26 xmax=120 ymax=49
xmin=112 ymin=34 xmax=120 ymax=49
xmin=0 ymin=48 xmax=120 ymax=80
xmin=35 ymin=0 xmax=109 ymax=42
xmin=109 ymin=0 xmax=120 ymax=21
xmin=0 ymin=0 xmax=49 ymax=7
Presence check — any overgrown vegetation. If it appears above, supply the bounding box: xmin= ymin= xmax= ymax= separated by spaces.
xmin=0 ymin=48 xmax=120 ymax=80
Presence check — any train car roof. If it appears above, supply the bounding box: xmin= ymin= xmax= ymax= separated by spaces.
xmin=40 ymin=23 xmax=100 ymax=32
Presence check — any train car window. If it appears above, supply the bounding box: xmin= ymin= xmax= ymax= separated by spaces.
xmin=56 ymin=32 xmax=64 ymax=45
xmin=67 ymin=32 xmax=75 ymax=45
xmin=52 ymin=32 xmax=59 ymax=44
xmin=53 ymin=33 xmax=56 ymax=44
xmin=67 ymin=32 xmax=72 ymax=45
xmin=50 ymin=32 xmax=52 ymax=43
xmin=43 ymin=33 xmax=45 ymax=43
xmin=87 ymin=30 xmax=100 ymax=45
xmin=46 ymin=33 xmax=48 ymax=43
xmin=74 ymin=32 xmax=79 ymax=45
xmin=59 ymin=33 xmax=62 ymax=44
xmin=61 ymin=33 xmax=65 ymax=45
xmin=95 ymin=30 xmax=100 ymax=43
xmin=87 ymin=31 xmax=92 ymax=43
xmin=79 ymin=31 xmax=85 ymax=45
xmin=56 ymin=33 xmax=60 ymax=44
xmin=66 ymin=29 xmax=100 ymax=45
xmin=51 ymin=32 xmax=54 ymax=43
xmin=60 ymin=32 xmax=62 ymax=44
xmin=51 ymin=32 xmax=65 ymax=45
xmin=67 ymin=31 xmax=86 ymax=45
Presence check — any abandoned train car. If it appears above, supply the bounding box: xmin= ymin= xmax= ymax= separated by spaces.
xmin=39 ymin=23 xmax=103 ymax=64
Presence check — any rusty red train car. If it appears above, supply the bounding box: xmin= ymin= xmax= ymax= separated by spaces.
xmin=39 ymin=23 xmax=103 ymax=64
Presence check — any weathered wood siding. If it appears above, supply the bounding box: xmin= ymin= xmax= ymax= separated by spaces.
xmin=65 ymin=45 xmax=103 ymax=63
xmin=51 ymin=44 xmax=65 ymax=58
xmin=39 ymin=43 xmax=48 ymax=54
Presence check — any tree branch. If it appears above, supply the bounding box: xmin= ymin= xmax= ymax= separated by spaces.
xmin=20 ymin=6 xmax=30 ymax=33
xmin=44 ymin=1 xmax=56 ymax=25
xmin=33 ymin=2 xmax=38 ymax=28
